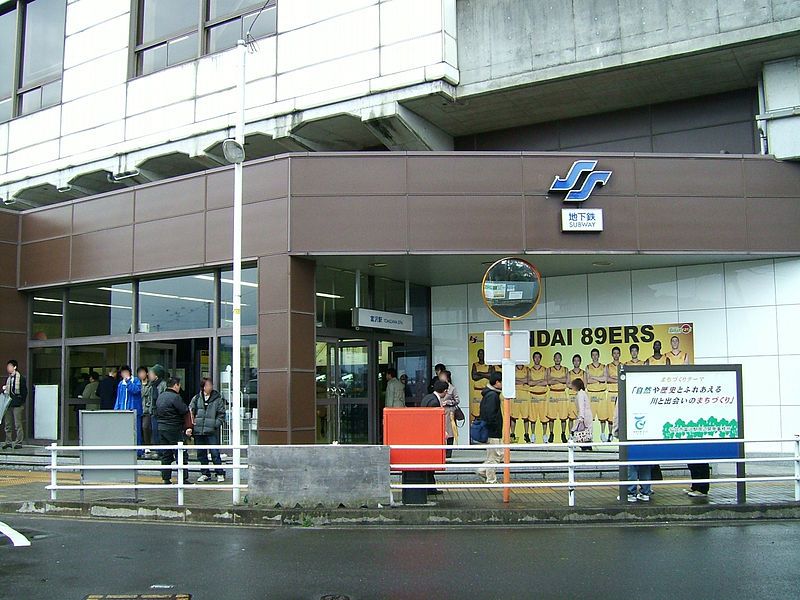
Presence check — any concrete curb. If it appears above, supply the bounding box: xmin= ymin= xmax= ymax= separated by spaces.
xmin=2 ymin=500 xmax=799 ymax=527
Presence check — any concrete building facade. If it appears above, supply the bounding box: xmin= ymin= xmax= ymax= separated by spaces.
xmin=0 ymin=0 xmax=799 ymax=450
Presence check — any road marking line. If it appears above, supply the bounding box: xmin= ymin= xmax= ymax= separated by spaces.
xmin=0 ymin=521 xmax=31 ymax=547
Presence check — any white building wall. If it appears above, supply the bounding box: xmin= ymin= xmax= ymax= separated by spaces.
xmin=431 ymin=258 xmax=800 ymax=452
xmin=0 ymin=0 xmax=458 ymax=191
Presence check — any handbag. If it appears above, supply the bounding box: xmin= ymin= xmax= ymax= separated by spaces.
xmin=0 ymin=393 xmax=10 ymax=419
xmin=571 ymin=419 xmax=593 ymax=444
xmin=470 ymin=419 xmax=489 ymax=443
xmin=453 ymin=406 xmax=466 ymax=426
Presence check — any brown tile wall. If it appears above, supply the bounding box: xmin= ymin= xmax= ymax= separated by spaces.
xmin=257 ymin=255 xmax=316 ymax=444
xmin=0 ymin=211 xmax=27 ymax=374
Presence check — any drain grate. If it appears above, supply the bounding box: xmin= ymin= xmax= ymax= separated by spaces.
xmin=320 ymin=595 xmax=351 ymax=600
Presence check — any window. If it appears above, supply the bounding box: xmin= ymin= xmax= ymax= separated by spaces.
xmin=220 ymin=267 xmax=258 ymax=328
xmin=0 ymin=0 xmax=67 ymax=122
xmin=31 ymin=291 xmax=63 ymax=340
xmin=66 ymin=283 xmax=134 ymax=338
xmin=139 ymin=273 xmax=215 ymax=332
xmin=134 ymin=0 xmax=276 ymax=76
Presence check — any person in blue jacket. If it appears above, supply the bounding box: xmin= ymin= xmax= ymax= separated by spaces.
xmin=114 ymin=365 xmax=143 ymax=451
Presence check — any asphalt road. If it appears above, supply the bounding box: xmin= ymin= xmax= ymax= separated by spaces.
xmin=1 ymin=516 xmax=799 ymax=600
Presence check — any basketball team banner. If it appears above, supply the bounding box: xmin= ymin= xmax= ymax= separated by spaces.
xmin=467 ymin=322 xmax=695 ymax=420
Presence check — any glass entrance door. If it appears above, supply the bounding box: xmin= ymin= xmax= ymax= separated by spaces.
xmin=315 ymin=339 xmax=371 ymax=444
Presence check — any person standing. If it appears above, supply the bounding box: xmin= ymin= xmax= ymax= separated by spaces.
xmin=646 ymin=340 xmax=668 ymax=365
xmin=148 ymin=364 xmax=168 ymax=445
xmin=155 ymin=377 xmax=190 ymax=485
xmin=477 ymin=372 xmax=503 ymax=484
xmin=470 ymin=350 xmax=494 ymax=420
xmin=606 ymin=347 xmax=622 ymax=441
xmin=138 ymin=366 xmax=153 ymax=448
xmin=2 ymin=360 xmax=28 ymax=449
xmin=188 ymin=378 xmax=226 ymax=483
xmin=512 ymin=362 xmax=530 ymax=443
xmin=571 ymin=378 xmax=593 ymax=451
xmin=668 ymin=335 xmax=690 ymax=365
xmin=421 ymin=380 xmax=450 ymax=495
xmin=586 ymin=348 xmax=609 ymax=441
xmin=626 ymin=343 xmax=643 ymax=366
xmin=438 ymin=370 xmax=461 ymax=457
xmin=528 ymin=352 xmax=548 ymax=443
xmin=114 ymin=365 xmax=143 ymax=426
xmin=97 ymin=367 xmax=119 ymax=410
xmin=686 ymin=463 xmax=711 ymax=497
xmin=546 ymin=352 xmax=570 ymax=444
xmin=80 ymin=371 xmax=100 ymax=408
xmin=427 ymin=363 xmax=446 ymax=394
xmin=384 ymin=368 xmax=406 ymax=408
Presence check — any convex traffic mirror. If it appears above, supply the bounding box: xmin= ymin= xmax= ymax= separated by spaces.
xmin=481 ymin=257 xmax=542 ymax=320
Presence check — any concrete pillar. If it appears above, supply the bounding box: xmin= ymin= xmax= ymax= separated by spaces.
xmin=257 ymin=255 xmax=316 ymax=444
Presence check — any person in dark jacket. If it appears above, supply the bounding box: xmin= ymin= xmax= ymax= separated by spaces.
xmin=3 ymin=360 xmax=28 ymax=449
xmin=188 ymin=377 xmax=226 ymax=482
xmin=419 ymin=380 xmax=450 ymax=495
xmin=426 ymin=363 xmax=447 ymax=395
xmin=155 ymin=376 xmax=190 ymax=485
xmin=477 ymin=372 xmax=503 ymax=484
xmin=97 ymin=367 xmax=119 ymax=410
xmin=147 ymin=364 xmax=168 ymax=447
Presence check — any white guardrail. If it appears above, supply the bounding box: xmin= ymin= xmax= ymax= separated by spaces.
xmin=389 ymin=436 xmax=800 ymax=507
xmin=47 ymin=442 xmax=248 ymax=506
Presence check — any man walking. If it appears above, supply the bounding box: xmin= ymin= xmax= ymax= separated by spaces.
xmin=155 ymin=377 xmax=190 ymax=485
xmin=420 ymin=379 xmax=450 ymax=495
xmin=385 ymin=368 xmax=406 ymax=408
xmin=477 ymin=372 xmax=503 ymax=484
xmin=2 ymin=360 xmax=28 ymax=449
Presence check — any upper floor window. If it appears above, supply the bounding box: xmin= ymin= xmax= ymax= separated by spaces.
xmin=0 ymin=0 xmax=67 ymax=123
xmin=134 ymin=0 xmax=276 ymax=77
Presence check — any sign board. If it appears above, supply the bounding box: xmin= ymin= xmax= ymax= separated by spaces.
xmin=484 ymin=331 xmax=531 ymax=365
xmin=561 ymin=208 xmax=603 ymax=232
xmin=34 ymin=384 xmax=59 ymax=440
xmin=80 ymin=410 xmax=138 ymax=485
xmin=352 ymin=307 xmax=413 ymax=332
xmin=619 ymin=364 xmax=743 ymax=462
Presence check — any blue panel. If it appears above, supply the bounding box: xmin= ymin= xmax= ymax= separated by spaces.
xmin=628 ymin=442 xmax=739 ymax=462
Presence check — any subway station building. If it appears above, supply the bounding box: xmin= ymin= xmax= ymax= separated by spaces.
xmin=1 ymin=0 xmax=800 ymax=449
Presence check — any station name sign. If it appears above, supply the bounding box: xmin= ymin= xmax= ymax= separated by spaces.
xmin=352 ymin=308 xmax=413 ymax=332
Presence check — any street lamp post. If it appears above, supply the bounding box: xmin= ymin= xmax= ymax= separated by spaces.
xmin=224 ymin=38 xmax=247 ymax=505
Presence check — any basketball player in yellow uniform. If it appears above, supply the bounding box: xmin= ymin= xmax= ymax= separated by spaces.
xmin=646 ymin=340 xmax=668 ymax=365
xmin=528 ymin=351 xmax=548 ymax=444
xmin=470 ymin=348 xmax=494 ymax=419
xmin=512 ymin=363 xmax=530 ymax=443
xmin=606 ymin=346 xmax=621 ymax=442
xmin=565 ymin=354 xmax=584 ymax=442
xmin=586 ymin=348 xmax=609 ymax=441
xmin=626 ymin=343 xmax=643 ymax=367
xmin=546 ymin=352 xmax=569 ymax=443
xmin=668 ymin=335 xmax=689 ymax=365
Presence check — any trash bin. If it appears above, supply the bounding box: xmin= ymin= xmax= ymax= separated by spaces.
xmin=384 ymin=407 xmax=445 ymax=505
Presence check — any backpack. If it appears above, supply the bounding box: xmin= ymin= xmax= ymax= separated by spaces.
xmin=470 ymin=419 xmax=489 ymax=444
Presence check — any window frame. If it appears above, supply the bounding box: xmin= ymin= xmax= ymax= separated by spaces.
xmin=0 ymin=0 xmax=66 ymax=123
xmin=129 ymin=0 xmax=276 ymax=79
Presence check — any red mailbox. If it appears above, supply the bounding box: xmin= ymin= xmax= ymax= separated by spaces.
xmin=383 ymin=407 xmax=446 ymax=471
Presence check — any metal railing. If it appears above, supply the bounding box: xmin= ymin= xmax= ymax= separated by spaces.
xmin=47 ymin=442 xmax=248 ymax=506
xmin=389 ymin=436 xmax=800 ymax=506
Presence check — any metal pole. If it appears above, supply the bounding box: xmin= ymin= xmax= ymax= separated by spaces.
xmin=567 ymin=441 xmax=575 ymax=507
xmin=49 ymin=443 xmax=57 ymax=501
xmin=177 ymin=441 xmax=184 ymax=507
xmin=231 ymin=38 xmax=246 ymax=505
xmin=502 ymin=318 xmax=511 ymax=504
xmin=795 ymin=434 xmax=800 ymax=502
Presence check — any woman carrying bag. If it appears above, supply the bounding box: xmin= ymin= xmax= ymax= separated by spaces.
xmin=570 ymin=378 xmax=593 ymax=451
xmin=438 ymin=370 xmax=464 ymax=457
